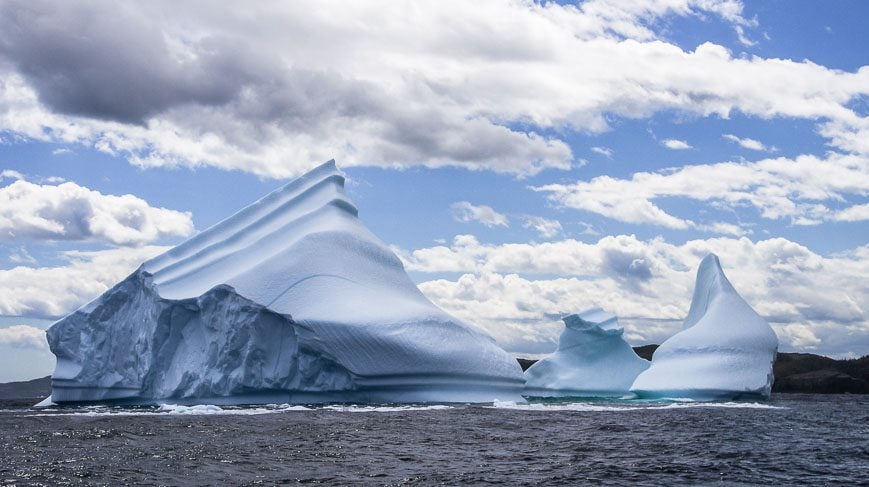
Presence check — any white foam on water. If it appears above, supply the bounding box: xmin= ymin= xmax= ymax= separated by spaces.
xmin=656 ymin=401 xmax=785 ymax=410
xmin=24 ymin=399 xmax=785 ymax=417
xmin=321 ymin=405 xmax=454 ymax=413
xmin=157 ymin=404 xmax=227 ymax=414
xmin=31 ymin=403 xmax=314 ymax=417
xmin=489 ymin=400 xmax=638 ymax=412
xmin=28 ymin=403 xmax=459 ymax=417
xmin=489 ymin=399 xmax=785 ymax=411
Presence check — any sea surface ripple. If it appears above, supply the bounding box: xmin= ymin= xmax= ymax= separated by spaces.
xmin=1 ymin=394 xmax=867 ymax=485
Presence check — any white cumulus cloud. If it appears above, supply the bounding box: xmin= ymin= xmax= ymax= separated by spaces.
xmin=0 ymin=1 xmax=863 ymax=177
xmin=723 ymin=133 xmax=774 ymax=151
xmin=832 ymin=203 xmax=869 ymax=222
xmin=533 ymin=152 xmax=869 ymax=229
xmin=0 ymin=169 xmax=24 ymax=181
xmin=591 ymin=147 xmax=614 ymax=158
xmin=0 ymin=324 xmax=47 ymax=350
xmin=0 ymin=246 xmax=169 ymax=317
xmin=8 ymin=246 xmax=36 ymax=264
xmin=0 ymin=179 xmax=194 ymax=246
xmin=450 ymin=201 xmax=509 ymax=228
xmin=662 ymin=139 xmax=692 ymax=150
xmin=522 ymin=216 xmax=563 ymax=239
xmin=402 ymin=234 xmax=869 ymax=357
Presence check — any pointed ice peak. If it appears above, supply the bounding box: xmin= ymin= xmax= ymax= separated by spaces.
xmin=683 ymin=253 xmax=738 ymax=330
xmin=143 ymin=159 xmax=365 ymax=300
xmin=314 ymin=158 xmax=338 ymax=171
xmin=294 ymin=159 xmax=340 ymax=184
xmin=629 ymin=253 xmax=779 ymax=400
xmin=697 ymin=253 xmax=732 ymax=285
xmin=563 ymin=308 xmax=620 ymax=331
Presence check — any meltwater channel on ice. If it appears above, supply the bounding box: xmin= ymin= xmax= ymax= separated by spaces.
xmin=37 ymin=160 xmax=778 ymax=408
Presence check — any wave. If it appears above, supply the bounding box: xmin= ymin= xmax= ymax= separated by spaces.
xmin=20 ymin=398 xmax=786 ymax=417
xmin=28 ymin=403 xmax=457 ymax=417
xmin=489 ymin=399 xmax=785 ymax=411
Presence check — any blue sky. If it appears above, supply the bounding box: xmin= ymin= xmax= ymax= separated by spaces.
xmin=0 ymin=0 xmax=867 ymax=382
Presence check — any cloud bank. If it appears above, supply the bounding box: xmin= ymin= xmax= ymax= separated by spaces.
xmin=0 ymin=246 xmax=168 ymax=317
xmin=0 ymin=324 xmax=47 ymax=350
xmin=400 ymin=234 xmax=869 ymax=357
xmin=0 ymin=178 xmax=194 ymax=245
xmin=0 ymin=0 xmax=865 ymax=177
xmin=534 ymin=152 xmax=869 ymax=229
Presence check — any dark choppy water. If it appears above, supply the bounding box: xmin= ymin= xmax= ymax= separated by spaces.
xmin=1 ymin=394 xmax=867 ymax=486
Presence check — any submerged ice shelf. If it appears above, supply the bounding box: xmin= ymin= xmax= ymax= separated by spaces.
xmin=524 ymin=309 xmax=649 ymax=398
xmin=45 ymin=160 xmax=525 ymax=405
xmin=630 ymin=254 xmax=779 ymax=400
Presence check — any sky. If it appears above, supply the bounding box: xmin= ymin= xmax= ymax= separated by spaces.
xmin=0 ymin=0 xmax=867 ymax=382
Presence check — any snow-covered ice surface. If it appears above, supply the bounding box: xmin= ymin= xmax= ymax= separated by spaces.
xmin=45 ymin=160 xmax=524 ymax=405
xmin=630 ymin=254 xmax=779 ymax=401
xmin=524 ymin=309 xmax=649 ymax=397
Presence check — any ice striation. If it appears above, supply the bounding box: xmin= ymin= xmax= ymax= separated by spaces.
xmin=45 ymin=160 xmax=525 ymax=405
xmin=630 ymin=254 xmax=779 ymax=400
xmin=523 ymin=309 xmax=649 ymax=398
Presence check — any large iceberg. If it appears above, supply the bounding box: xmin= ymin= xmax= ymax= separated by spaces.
xmin=630 ymin=254 xmax=778 ymax=400
xmin=524 ymin=309 xmax=649 ymax=398
xmin=45 ymin=160 xmax=525 ymax=405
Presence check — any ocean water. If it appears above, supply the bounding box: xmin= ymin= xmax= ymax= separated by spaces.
xmin=1 ymin=394 xmax=867 ymax=485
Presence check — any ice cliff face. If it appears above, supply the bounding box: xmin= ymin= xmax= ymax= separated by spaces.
xmin=46 ymin=160 xmax=524 ymax=405
xmin=630 ymin=254 xmax=779 ymax=400
xmin=49 ymin=270 xmax=353 ymax=403
xmin=524 ymin=309 xmax=649 ymax=397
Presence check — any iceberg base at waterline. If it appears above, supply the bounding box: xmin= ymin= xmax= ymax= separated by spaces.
xmin=523 ymin=309 xmax=649 ymax=398
xmin=48 ymin=270 xmax=522 ymax=406
xmin=41 ymin=161 xmax=525 ymax=406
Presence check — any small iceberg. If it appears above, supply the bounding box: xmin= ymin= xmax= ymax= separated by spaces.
xmin=524 ymin=309 xmax=650 ymax=398
xmin=630 ymin=254 xmax=779 ymax=400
